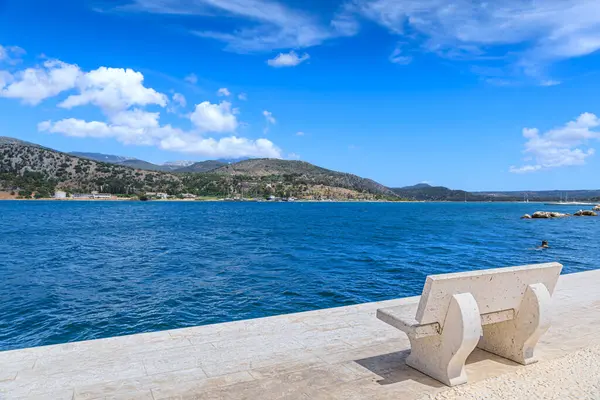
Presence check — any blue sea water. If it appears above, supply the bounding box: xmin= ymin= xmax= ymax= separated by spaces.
xmin=1 ymin=201 xmax=598 ymax=351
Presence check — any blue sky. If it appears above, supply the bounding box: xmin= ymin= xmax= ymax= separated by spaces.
xmin=1 ymin=0 xmax=600 ymax=190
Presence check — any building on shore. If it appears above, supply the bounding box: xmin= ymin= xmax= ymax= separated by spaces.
xmin=147 ymin=192 xmax=169 ymax=199
xmin=71 ymin=192 xmax=113 ymax=199
xmin=53 ymin=191 xmax=67 ymax=199
xmin=92 ymin=193 xmax=112 ymax=199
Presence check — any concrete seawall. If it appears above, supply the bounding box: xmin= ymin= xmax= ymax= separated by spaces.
xmin=1 ymin=269 xmax=600 ymax=399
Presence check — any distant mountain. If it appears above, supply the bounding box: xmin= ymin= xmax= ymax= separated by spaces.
xmin=69 ymin=152 xmax=135 ymax=164
xmin=163 ymin=160 xmax=195 ymax=168
xmin=174 ymin=160 xmax=227 ymax=173
xmin=118 ymin=159 xmax=171 ymax=172
xmin=69 ymin=152 xmax=195 ymax=172
xmin=475 ymin=190 xmax=600 ymax=201
xmin=393 ymin=183 xmax=600 ymax=202
xmin=401 ymin=183 xmax=435 ymax=190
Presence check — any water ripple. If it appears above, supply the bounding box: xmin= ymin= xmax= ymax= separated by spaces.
xmin=0 ymin=201 xmax=598 ymax=350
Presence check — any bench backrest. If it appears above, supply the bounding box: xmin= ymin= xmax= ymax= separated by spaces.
xmin=415 ymin=262 xmax=563 ymax=326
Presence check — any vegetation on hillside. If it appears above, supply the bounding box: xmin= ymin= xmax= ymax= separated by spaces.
xmin=0 ymin=139 xmax=399 ymax=200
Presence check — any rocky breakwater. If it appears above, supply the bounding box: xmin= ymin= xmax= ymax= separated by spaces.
xmin=522 ymin=211 xmax=569 ymax=219
xmin=522 ymin=210 xmax=598 ymax=219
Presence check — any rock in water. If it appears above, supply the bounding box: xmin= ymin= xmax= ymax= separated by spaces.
xmin=594 ymin=205 xmax=600 ymax=211
xmin=521 ymin=214 xmax=532 ymax=219
xmin=531 ymin=211 xmax=569 ymax=219
xmin=574 ymin=210 xmax=598 ymax=217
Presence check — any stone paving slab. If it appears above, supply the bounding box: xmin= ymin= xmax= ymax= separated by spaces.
xmin=1 ymin=269 xmax=599 ymax=399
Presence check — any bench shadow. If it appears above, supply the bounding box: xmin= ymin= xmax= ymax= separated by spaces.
xmin=353 ymin=349 xmax=444 ymax=388
xmin=353 ymin=347 xmax=520 ymax=387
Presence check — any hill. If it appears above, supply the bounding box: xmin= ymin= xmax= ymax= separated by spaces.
xmin=211 ymin=159 xmax=396 ymax=198
xmin=392 ymin=183 xmax=485 ymax=201
xmin=0 ymin=137 xmax=398 ymax=200
xmin=174 ymin=160 xmax=227 ymax=173
xmin=1 ymin=141 xmax=183 ymax=196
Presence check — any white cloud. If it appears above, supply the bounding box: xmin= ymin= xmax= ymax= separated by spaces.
xmin=263 ymin=110 xmax=276 ymax=125
xmin=217 ymin=87 xmax=231 ymax=97
xmin=59 ymin=67 xmax=167 ymax=113
xmin=267 ymin=51 xmax=310 ymax=67
xmin=0 ymin=60 xmax=81 ymax=105
xmin=296 ymin=131 xmax=305 ymax=136
xmin=238 ymin=92 xmax=247 ymax=101
xmin=3 ymin=44 xmax=286 ymax=160
xmin=40 ymin=116 xmax=282 ymax=158
xmin=262 ymin=110 xmax=276 ymax=133
xmin=116 ymin=0 xmax=356 ymax=52
xmin=0 ymin=71 xmax=13 ymax=90
xmin=190 ymin=101 xmax=238 ymax=133
xmin=184 ymin=73 xmax=198 ymax=84
xmin=389 ymin=44 xmax=412 ymax=65
xmin=0 ymin=45 xmax=25 ymax=64
xmin=510 ymin=113 xmax=600 ymax=173
xmin=347 ymin=0 xmax=600 ymax=82
xmin=161 ymin=135 xmax=282 ymax=158
xmin=172 ymin=92 xmax=186 ymax=107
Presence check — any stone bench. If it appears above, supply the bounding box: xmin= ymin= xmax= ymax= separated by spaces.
xmin=377 ymin=262 xmax=563 ymax=386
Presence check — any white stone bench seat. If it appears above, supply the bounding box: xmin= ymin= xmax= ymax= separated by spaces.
xmin=377 ymin=262 xmax=563 ymax=387
xmin=378 ymin=304 xmax=515 ymax=339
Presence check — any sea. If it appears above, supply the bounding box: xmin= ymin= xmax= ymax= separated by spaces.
xmin=1 ymin=201 xmax=598 ymax=351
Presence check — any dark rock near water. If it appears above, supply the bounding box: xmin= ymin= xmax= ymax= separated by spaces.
xmin=574 ymin=210 xmax=598 ymax=217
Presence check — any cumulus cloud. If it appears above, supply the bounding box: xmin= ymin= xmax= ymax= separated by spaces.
xmin=185 ymin=73 xmax=198 ymax=84
xmin=40 ymin=115 xmax=282 ymax=158
xmin=0 ymin=60 xmax=81 ymax=105
xmin=190 ymin=101 xmax=238 ymax=133
xmin=115 ymin=0 xmax=356 ymax=52
xmin=161 ymin=135 xmax=282 ymax=158
xmin=267 ymin=51 xmax=310 ymax=67
xmin=510 ymin=113 xmax=600 ymax=173
xmin=3 ymin=45 xmax=286 ymax=160
xmin=59 ymin=67 xmax=167 ymax=113
xmin=217 ymin=87 xmax=231 ymax=97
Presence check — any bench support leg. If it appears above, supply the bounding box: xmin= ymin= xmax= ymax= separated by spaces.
xmin=406 ymin=293 xmax=481 ymax=386
xmin=478 ymin=283 xmax=551 ymax=365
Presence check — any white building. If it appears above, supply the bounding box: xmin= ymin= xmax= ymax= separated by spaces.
xmin=54 ymin=191 xmax=67 ymax=199
xmin=92 ymin=193 xmax=112 ymax=199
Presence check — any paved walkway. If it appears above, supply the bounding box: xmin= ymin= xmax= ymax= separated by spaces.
xmin=1 ymin=269 xmax=599 ymax=399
